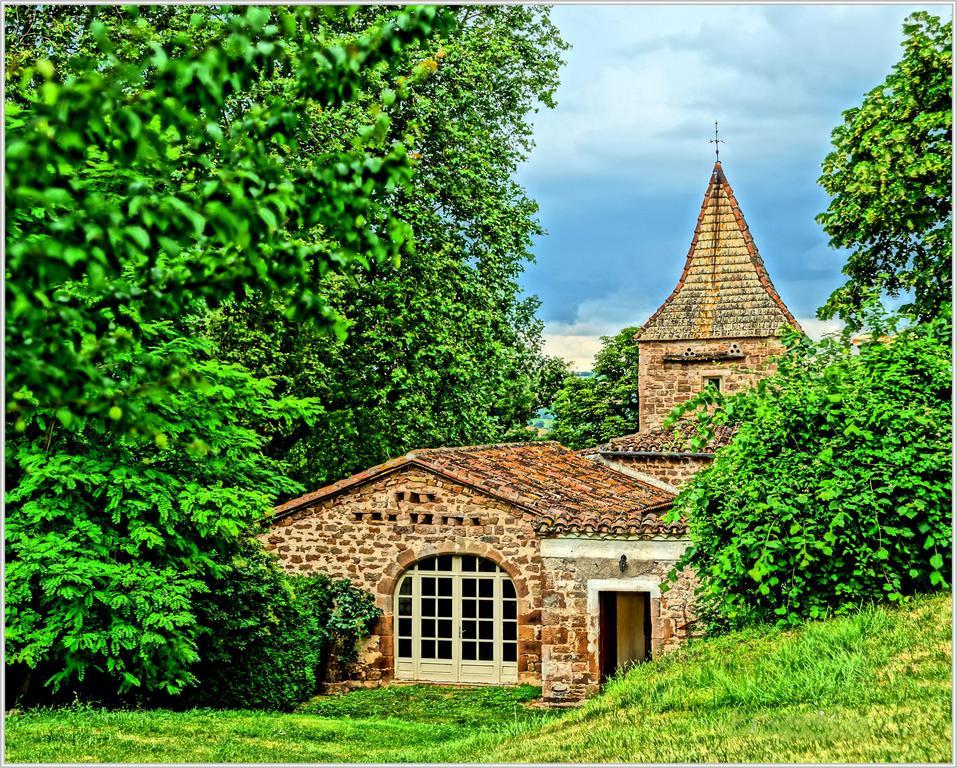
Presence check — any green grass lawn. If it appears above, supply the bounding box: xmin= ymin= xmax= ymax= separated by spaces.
xmin=5 ymin=594 xmax=951 ymax=763
xmin=3 ymin=684 xmax=557 ymax=764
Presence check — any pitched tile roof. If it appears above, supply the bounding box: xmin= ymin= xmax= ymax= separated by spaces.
xmin=637 ymin=162 xmax=800 ymax=341
xmin=274 ymin=441 xmax=683 ymax=536
xmin=599 ymin=422 xmax=736 ymax=455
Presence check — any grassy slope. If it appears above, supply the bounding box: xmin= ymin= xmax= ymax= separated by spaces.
xmin=440 ymin=593 xmax=953 ymax=764
xmin=4 ymin=595 xmax=952 ymax=764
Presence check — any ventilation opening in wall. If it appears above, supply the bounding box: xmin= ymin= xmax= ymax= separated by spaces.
xmin=388 ymin=513 xmax=398 ymax=522
xmin=406 ymin=492 xmax=438 ymax=504
xmin=729 ymin=342 xmax=742 ymax=355
xmin=395 ymin=492 xmax=405 ymax=502
xmin=371 ymin=512 xmax=382 ymax=522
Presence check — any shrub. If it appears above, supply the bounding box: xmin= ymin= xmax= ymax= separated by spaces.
xmin=321 ymin=577 xmax=381 ymax=683
xmin=181 ymin=543 xmax=381 ymax=710
xmin=667 ymin=309 xmax=952 ymax=628
xmin=179 ymin=543 xmax=324 ymax=711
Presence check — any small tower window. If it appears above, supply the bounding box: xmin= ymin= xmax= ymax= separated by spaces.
xmin=703 ymin=376 xmax=722 ymax=392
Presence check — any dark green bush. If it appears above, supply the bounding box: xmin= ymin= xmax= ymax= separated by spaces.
xmin=668 ymin=309 xmax=952 ymax=628
xmin=181 ymin=543 xmax=380 ymax=711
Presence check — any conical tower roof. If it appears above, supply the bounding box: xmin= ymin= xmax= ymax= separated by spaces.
xmin=637 ymin=162 xmax=799 ymax=341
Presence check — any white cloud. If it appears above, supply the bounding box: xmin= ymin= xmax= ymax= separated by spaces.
xmin=541 ymin=333 xmax=603 ymax=372
xmin=521 ymin=3 xmax=946 ymax=189
xmin=541 ymin=290 xmax=659 ymax=370
xmin=796 ymin=317 xmax=844 ymax=341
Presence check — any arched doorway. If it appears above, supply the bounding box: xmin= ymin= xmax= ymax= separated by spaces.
xmin=393 ymin=554 xmax=518 ymax=684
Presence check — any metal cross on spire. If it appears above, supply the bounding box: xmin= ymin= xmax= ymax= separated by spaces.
xmin=708 ymin=120 xmax=725 ymax=162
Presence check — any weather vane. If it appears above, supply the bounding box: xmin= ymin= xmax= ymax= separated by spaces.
xmin=708 ymin=120 xmax=725 ymax=161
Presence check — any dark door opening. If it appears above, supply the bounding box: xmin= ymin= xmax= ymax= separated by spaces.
xmin=599 ymin=591 xmax=652 ymax=682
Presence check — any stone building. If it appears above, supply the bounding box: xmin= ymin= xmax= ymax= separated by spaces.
xmin=267 ymin=442 xmax=695 ymax=701
xmin=590 ymin=161 xmax=800 ymax=491
xmin=268 ymin=160 xmax=797 ymax=701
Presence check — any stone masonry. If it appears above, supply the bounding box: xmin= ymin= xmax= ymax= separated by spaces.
xmin=601 ymin=453 xmax=713 ymax=489
xmin=265 ymin=467 xmax=545 ymax=686
xmin=637 ymin=335 xmax=785 ymax=433
xmin=595 ymin=161 xmax=800 ymax=491
xmin=266 ymin=446 xmax=697 ymax=703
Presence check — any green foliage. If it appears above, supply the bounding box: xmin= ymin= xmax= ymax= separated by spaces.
xmin=549 ymin=327 xmax=640 ymax=449
xmin=4 ymin=5 xmax=443 ymax=703
xmin=180 ymin=544 xmax=325 ymax=711
xmin=5 ymin=328 xmax=312 ymax=702
xmin=208 ymin=6 xmax=568 ymax=485
xmin=183 ymin=545 xmax=380 ymax=710
xmin=817 ymin=11 xmax=952 ymax=326
xmin=5 ymin=4 xmax=449 ymax=426
xmin=666 ymin=310 xmax=952 ymax=627
xmin=532 ymin=356 xmax=572 ymax=413
xmin=320 ymin=577 xmax=382 ymax=682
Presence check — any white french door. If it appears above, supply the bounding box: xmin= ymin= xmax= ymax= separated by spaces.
xmin=393 ymin=554 xmax=518 ymax=684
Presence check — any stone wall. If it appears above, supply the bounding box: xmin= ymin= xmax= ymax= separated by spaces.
xmin=638 ymin=335 xmax=785 ymax=433
xmin=602 ymin=453 xmax=713 ymax=488
xmin=537 ymin=537 xmax=699 ymax=700
xmin=265 ymin=467 xmax=546 ymax=686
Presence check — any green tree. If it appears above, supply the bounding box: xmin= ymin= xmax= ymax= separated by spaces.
xmin=209 ymin=6 xmax=568 ymax=485
xmin=549 ymin=327 xmax=640 ymax=449
xmin=5 ymin=326 xmax=315 ymax=702
xmin=666 ymin=311 xmax=952 ymax=628
xmin=533 ymin=355 xmax=573 ymax=412
xmin=4 ymin=5 xmax=447 ymax=702
xmin=5 ymin=4 xmax=448 ymax=427
xmin=817 ymin=11 xmax=952 ymax=326
xmin=181 ymin=546 xmax=380 ymax=711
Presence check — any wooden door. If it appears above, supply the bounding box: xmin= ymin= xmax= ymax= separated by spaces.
xmin=599 ymin=591 xmax=618 ymax=682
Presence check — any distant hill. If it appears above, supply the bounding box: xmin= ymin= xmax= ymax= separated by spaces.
xmin=528 ymin=407 xmax=554 ymax=432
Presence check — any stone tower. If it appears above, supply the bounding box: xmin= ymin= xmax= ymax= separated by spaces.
xmin=591 ymin=161 xmax=800 ymax=490
xmin=635 ymin=160 xmax=800 ymax=433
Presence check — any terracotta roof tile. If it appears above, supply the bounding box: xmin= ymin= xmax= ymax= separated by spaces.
xmin=637 ymin=162 xmax=800 ymax=341
xmin=274 ymin=441 xmax=682 ymax=536
xmin=600 ymin=422 xmax=736 ymax=454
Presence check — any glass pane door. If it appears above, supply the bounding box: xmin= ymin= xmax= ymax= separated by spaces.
xmin=393 ymin=555 xmax=518 ymax=684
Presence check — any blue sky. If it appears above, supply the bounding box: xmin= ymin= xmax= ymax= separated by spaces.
xmin=517 ymin=3 xmax=951 ymax=369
